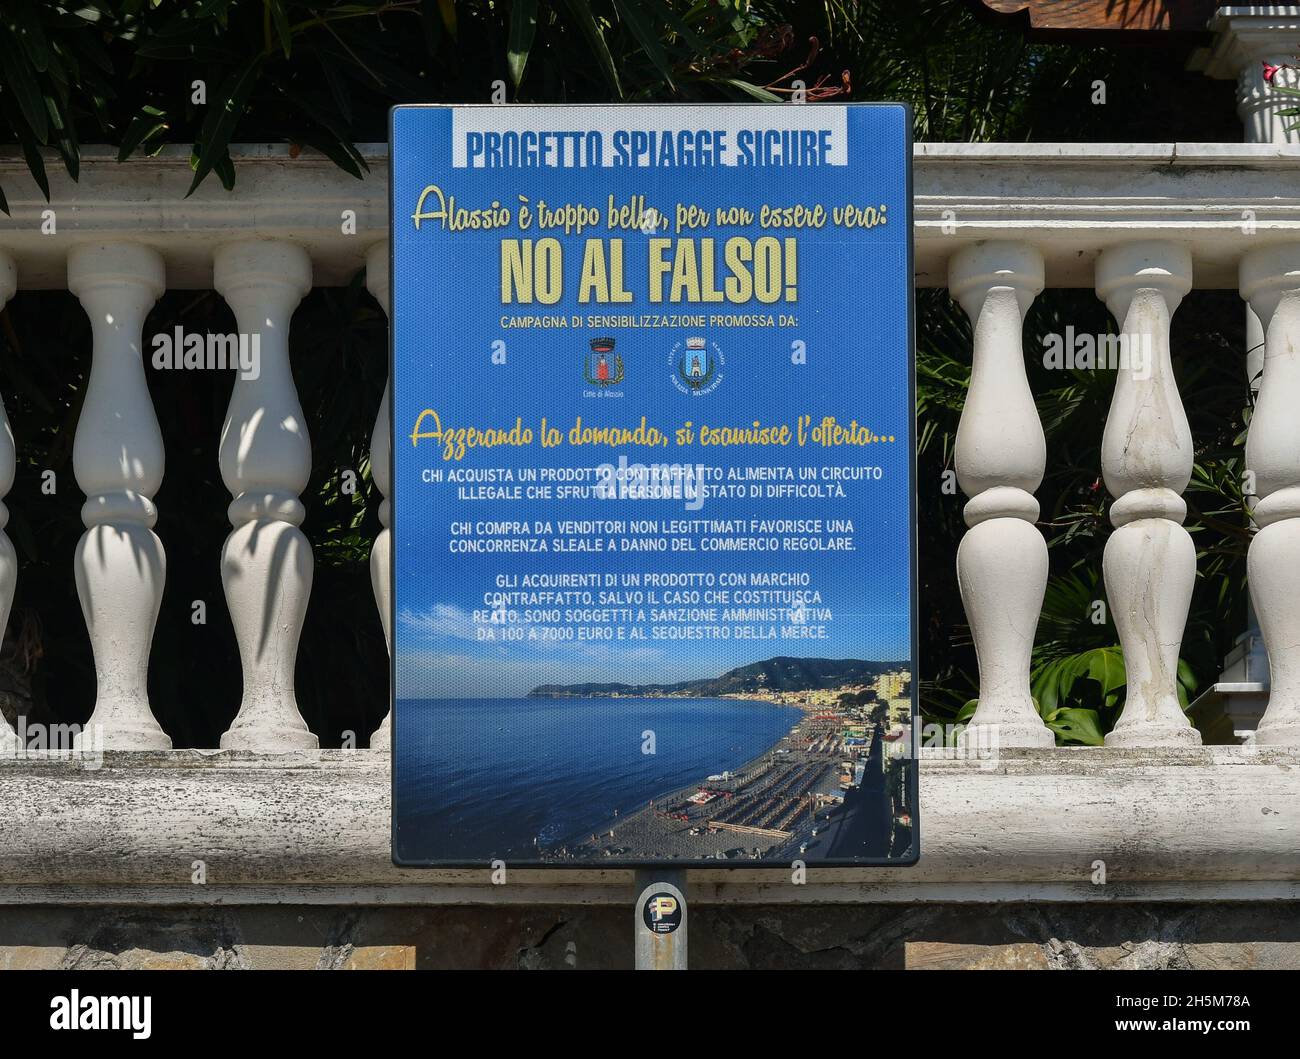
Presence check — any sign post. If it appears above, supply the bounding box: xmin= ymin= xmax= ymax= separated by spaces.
xmin=389 ymin=103 xmax=917 ymax=880
xmin=634 ymin=869 xmax=688 ymax=970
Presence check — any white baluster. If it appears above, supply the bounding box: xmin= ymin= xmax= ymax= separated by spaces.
xmin=1202 ymin=10 xmax=1300 ymax=690
xmin=365 ymin=243 xmax=393 ymax=752
xmin=1236 ymin=47 xmax=1299 ymax=145
xmin=1241 ymin=246 xmax=1300 ymax=745
xmin=1205 ymin=9 xmax=1300 ymax=143
xmin=949 ymin=242 xmax=1055 ymax=749
xmin=214 ymin=241 xmax=317 ymax=750
xmin=0 ymin=253 xmax=18 ymax=753
xmin=67 ymin=243 xmax=171 ymax=750
xmin=1096 ymin=242 xmax=1201 ymax=748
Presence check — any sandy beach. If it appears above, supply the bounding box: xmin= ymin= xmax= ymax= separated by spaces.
xmin=542 ymin=697 xmax=895 ymax=863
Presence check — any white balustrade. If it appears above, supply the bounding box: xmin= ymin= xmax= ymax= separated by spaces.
xmin=1096 ymin=242 xmax=1201 ymax=748
xmin=1241 ymin=246 xmax=1300 ymax=746
xmin=949 ymin=242 xmax=1055 ymax=749
xmin=67 ymin=243 xmax=171 ymax=750
xmin=366 ymin=242 xmax=393 ymax=752
xmin=0 ymin=149 xmax=1286 ymax=761
xmin=0 ymin=253 xmax=17 ymax=753
xmin=213 ymin=240 xmax=317 ymax=751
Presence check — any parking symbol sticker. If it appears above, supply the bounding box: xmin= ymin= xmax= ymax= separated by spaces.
xmin=643 ymin=893 xmax=682 ymax=935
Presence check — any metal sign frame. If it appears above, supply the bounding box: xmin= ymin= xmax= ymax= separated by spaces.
xmin=388 ymin=102 xmax=919 ymax=870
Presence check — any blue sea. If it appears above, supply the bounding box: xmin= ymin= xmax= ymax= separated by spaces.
xmin=393 ymin=697 xmax=802 ymax=862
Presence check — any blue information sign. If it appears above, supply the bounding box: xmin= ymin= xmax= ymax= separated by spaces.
xmin=390 ymin=104 xmax=916 ymax=867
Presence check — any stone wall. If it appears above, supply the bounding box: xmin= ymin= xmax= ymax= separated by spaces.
xmin=2 ymin=903 xmax=1297 ymax=970
xmin=5 ymin=747 xmax=1299 ymax=967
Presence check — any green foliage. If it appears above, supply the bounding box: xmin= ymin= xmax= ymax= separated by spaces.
xmin=0 ymin=1 xmax=117 ymax=210
xmin=1030 ymin=647 xmax=1198 ymax=746
xmin=0 ymin=0 xmax=832 ymax=209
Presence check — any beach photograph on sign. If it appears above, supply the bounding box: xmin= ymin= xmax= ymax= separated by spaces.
xmin=390 ymin=103 xmax=916 ymax=867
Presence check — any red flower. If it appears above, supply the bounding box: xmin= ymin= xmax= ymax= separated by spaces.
xmin=1264 ymin=62 xmax=1282 ymax=84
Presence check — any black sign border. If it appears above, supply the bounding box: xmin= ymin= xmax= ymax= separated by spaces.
xmin=387 ymin=102 xmax=919 ymax=870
